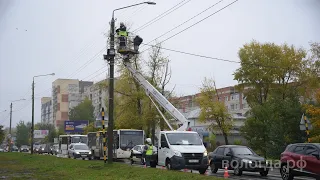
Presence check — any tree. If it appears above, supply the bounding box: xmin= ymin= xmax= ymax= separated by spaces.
xmin=241 ymin=89 xmax=305 ymax=158
xmin=304 ymin=89 xmax=320 ymax=142
xmin=0 ymin=125 xmax=5 ymax=144
xmin=234 ymin=40 xmax=308 ymax=106
xmin=234 ymin=41 xmax=318 ymax=158
xmin=69 ymin=98 xmax=95 ymax=123
xmin=16 ymin=121 xmax=29 ymax=147
xmin=197 ymin=78 xmax=233 ymax=145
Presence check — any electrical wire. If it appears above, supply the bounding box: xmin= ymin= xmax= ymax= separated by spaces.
xmin=140 ymin=0 xmax=239 ymax=53
xmin=132 ymin=0 xmax=191 ymax=33
xmin=142 ymin=0 xmax=225 ymax=47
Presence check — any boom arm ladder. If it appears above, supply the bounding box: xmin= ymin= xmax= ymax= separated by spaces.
xmin=123 ymin=61 xmax=190 ymax=131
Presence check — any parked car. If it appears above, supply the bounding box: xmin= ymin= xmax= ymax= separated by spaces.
xmin=39 ymin=144 xmax=51 ymax=154
xmin=11 ymin=146 xmax=19 ymax=152
xmin=208 ymin=145 xmax=269 ymax=176
xmin=0 ymin=147 xmax=4 ymax=152
xmin=67 ymin=143 xmax=92 ymax=160
xmin=280 ymin=143 xmax=320 ymax=180
xmin=20 ymin=145 xmax=29 ymax=152
xmin=50 ymin=144 xmax=59 ymax=155
xmin=130 ymin=145 xmax=158 ymax=165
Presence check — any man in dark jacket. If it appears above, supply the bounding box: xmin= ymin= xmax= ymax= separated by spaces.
xmin=133 ymin=35 xmax=143 ymax=53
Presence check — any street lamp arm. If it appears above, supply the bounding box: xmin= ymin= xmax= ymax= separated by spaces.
xmin=11 ymin=98 xmax=26 ymax=103
xmin=112 ymin=2 xmax=156 ymax=18
xmin=33 ymin=73 xmax=55 ymax=79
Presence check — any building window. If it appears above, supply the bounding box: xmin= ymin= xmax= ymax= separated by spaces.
xmin=225 ymin=96 xmax=228 ymax=102
xmin=231 ymin=104 xmax=234 ymax=110
xmin=62 ymin=94 xmax=68 ymax=102
xmin=235 ymin=104 xmax=238 ymax=109
xmin=90 ymin=94 xmax=92 ymax=100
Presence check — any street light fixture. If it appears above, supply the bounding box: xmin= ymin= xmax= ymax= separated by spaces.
xmin=106 ymin=1 xmax=156 ymax=164
xmin=31 ymin=73 xmax=55 ymax=154
xmin=10 ymin=98 xmax=26 ymax=134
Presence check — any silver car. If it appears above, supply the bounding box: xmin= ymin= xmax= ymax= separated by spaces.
xmin=67 ymin=143 xmax=92 ymax=160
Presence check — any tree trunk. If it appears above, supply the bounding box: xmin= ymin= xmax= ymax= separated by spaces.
xmin=222 ymin=131 xmax=229 ymax=145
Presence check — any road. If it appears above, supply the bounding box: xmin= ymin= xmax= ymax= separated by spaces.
xmin=45 ymin=153 xmax=314 ymax=180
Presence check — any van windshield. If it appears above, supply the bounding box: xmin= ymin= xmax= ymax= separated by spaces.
xmin=166 ymin=133 xmax=202 ymax=145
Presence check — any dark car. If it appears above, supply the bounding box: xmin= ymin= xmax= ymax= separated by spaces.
xmin=209 ymin=145 xmax=269 ymax=176
xmin=280 ymin=143 xmax=320 ymax=180
xmin=20 ymin=145 xmax=29 ymax=152
xmin=39 ymin=144 xmax=51 ymax=154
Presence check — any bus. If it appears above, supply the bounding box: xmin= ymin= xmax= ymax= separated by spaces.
xmin=92 ymin=129 xmax=144 ymax=160
xmin=58 ymin=134 xmax=88 ymax=156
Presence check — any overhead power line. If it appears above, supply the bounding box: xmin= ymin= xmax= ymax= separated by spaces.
xmin=141 ymin=0 xmax=239 ymax=53
xmin=132 ymin=0 xmax=192 ymax=33
xmin=143 ymin=0 xmax=225 ymax=47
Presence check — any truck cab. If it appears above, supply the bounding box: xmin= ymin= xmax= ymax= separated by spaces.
xmin=157 ymin=131 xmax=208 ymax=174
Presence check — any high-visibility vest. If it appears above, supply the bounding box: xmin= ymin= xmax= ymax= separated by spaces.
xmin=118 ymin=30 xmax=128 ymax=37
xmin=146 ymin=145 xmax=153 ymax=155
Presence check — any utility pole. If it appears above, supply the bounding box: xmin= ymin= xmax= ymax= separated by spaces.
xmin=31 ymin=79 xmax=35 ymax=154
xmin=107 ymin=15 xmax=115 ymax=164
xmin=9 ymin=103 xmax=12 ymax=134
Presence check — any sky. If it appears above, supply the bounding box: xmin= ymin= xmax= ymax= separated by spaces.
xmin=0 ymin=0 xmax=319 ymax=128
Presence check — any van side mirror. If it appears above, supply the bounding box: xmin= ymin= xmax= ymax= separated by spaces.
xmin=312 ymin=153 xmax=320 ymax=160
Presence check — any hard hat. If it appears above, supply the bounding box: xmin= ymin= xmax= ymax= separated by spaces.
xmin=146 ymin=138 xmax=152 ymax=144
xmin=120 ymin=22 xmax=124 ymax=26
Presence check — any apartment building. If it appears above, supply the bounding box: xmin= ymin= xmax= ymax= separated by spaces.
xmin=171 ymin=85 xmax=250 ymax=144
xmin=41 ymin=97 xmax=52 ymax=124
xmin=84 ymin=79 xmax=108 ymax=119
xmin=52 ymin=79 xmax=93 ymax=128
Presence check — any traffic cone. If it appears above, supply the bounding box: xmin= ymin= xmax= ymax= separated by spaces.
xmin=204 ymin=169 xmax=208 ymax=175
xmin=162 ymin=166 xmax=165 ymax=169
xmin=144 ymin=164 xmax=147 ymax=168
xmin=184 ymin=168 xmax=188 ymax=172
xmin=224 ymin=166 xmax=229 ymax=178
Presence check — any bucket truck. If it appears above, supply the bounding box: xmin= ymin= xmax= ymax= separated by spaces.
xmin=114 ymin=39 xmax=208 ymax=174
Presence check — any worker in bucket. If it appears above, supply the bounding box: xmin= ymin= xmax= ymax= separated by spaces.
xmin=143 ymin=138 xmax=153 ymax=167
xmin=116 ymin=22 xmax=128 ymax=50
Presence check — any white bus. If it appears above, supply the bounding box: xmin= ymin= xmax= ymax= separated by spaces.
xmin=58 ymin=134 xmax=88 ymax=155
xmin=92 ymin=129 xmax=144 ymax=160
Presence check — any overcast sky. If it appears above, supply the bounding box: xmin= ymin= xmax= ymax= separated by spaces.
xmin=0 ymin=0 xmax=319 ymax=128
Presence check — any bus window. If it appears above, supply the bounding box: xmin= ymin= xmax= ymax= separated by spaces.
xmin=119 ymin=131 xmax=143 ymax=150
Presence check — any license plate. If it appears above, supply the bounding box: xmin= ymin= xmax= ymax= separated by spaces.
xmin=189 ymin=159 xmax=199 ymax=163
xmin=81 ymin=155 xmax=87 ymax=157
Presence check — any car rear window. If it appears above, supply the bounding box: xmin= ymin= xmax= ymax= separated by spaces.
xmin=293 ymin=146 xmax=305 ymax=154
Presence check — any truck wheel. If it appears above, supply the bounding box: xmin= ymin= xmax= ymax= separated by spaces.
xmin=166 ymin=159 xmax=172 ymax=170
xmin=199 ymin=168 xmax=207 ymax=175
xmin=210 ymin=162 xmax=218 ymax=173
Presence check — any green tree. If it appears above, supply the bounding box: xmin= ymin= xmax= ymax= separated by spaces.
xmin=197 ymin=78 xmax=233 ymax=145
xmin=304 ymin=89 xmax=320 ymax=142
xmin=16 ymin=121 xmax=29 ymax=147
xmin=234 ymin=41 xmax=317 ymax=158
xmin=0 ymin=125 xmax=5 ymax=144
xmin=69 ymin=98 xmax=95 ymax=123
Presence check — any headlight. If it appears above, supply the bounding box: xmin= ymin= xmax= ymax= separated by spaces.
xmin=173 ymin=150 xmax=182 ymax=157
xmin=89 ymin=151 xmax=92 ymax=154
xmin=42 ymin=148 xmax=44 ymax=151
xmin=242 ymin=159 xmax=252 ymax=164
xmin=76 ymin=152 xmax=80 ymax=154
xmin=203 ymin=150 xmax=208 ymax=157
